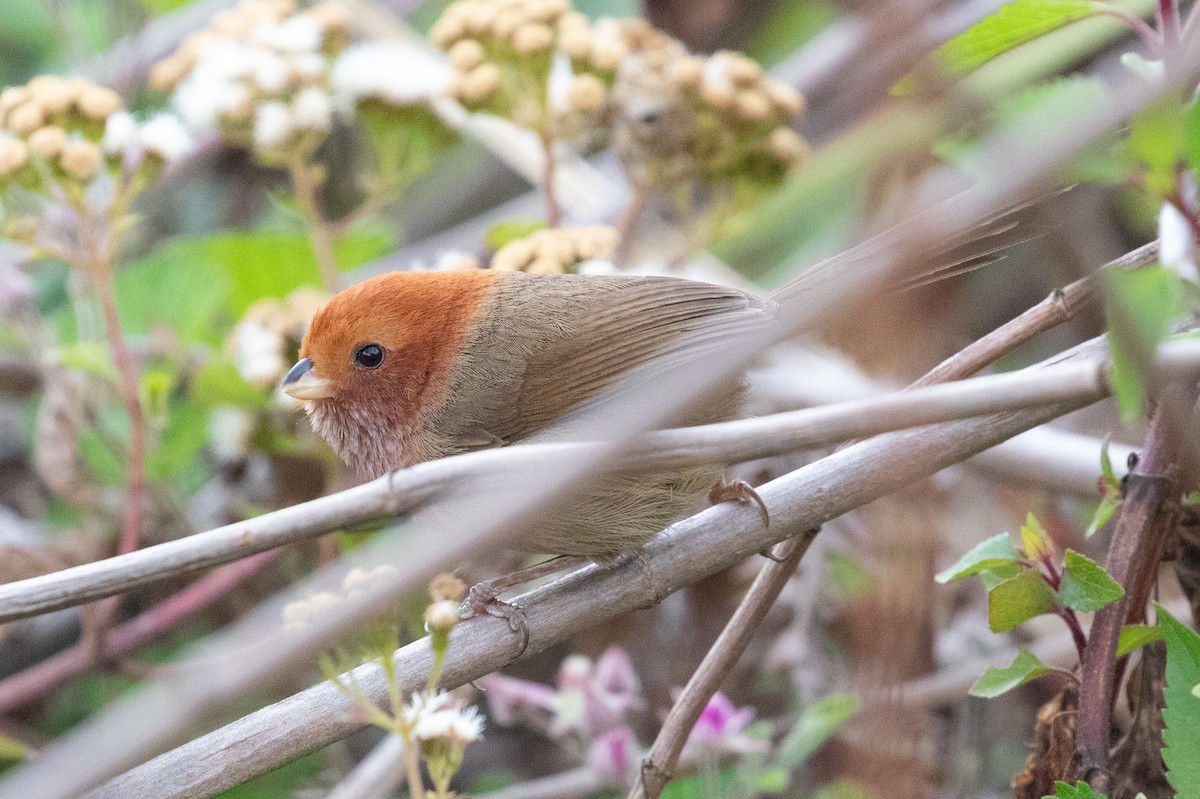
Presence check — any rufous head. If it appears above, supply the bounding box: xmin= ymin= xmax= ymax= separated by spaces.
xmin=282 ymin=269 xmax=498 ymax=474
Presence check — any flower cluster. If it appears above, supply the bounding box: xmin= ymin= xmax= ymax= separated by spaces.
xmin=154 ymin=0 xmax=349 ymax=161
xmin=613 ymin=47 xmax=807 ymax=192
xmin=490 ymin=225 xmax=618 ymax=273
xmin=282 ymin=563 xmax=399 ymax=629
xmin=0 ymin=76 xmax=192 ymax=196
xmin=228 ymin=287 xmax=326 ymax=390
xmin=404 ymin=691 xmax=485 ymax=790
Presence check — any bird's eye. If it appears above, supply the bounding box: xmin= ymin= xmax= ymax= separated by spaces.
xmin=354 ymin=343 xmax=385 ymax=369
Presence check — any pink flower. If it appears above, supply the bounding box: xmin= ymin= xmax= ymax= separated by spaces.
xmin=586 ymin=726 xmax=641 ymax=782
xmin=478 ymin=672 xmax=557 ymax=726
xmin=681 ymin=692 xmax=765 ymax=756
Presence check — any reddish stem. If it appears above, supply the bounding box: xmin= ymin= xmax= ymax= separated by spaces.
xmin=540 ymin=132 xmax=562 ymax=228
xmin=1059 ymin=608 xmax=1089 ymax=661
xmin=1159 ymin=0 xmax=1182 ymax=48
xmin=0 ymin=551 xmax=280 ymax=714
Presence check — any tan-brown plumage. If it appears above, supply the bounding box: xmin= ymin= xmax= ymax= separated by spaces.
xmin=284 ymin=269 xmax=773 ymax=564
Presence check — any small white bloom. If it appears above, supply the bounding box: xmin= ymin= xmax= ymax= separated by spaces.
xmin=208 ymin=405 xmax=255 ymax=462
xmin=233 ymin=320 xmax=285 ymax=386
xmin=547 ymin=53 xmax=573 ymax=114
xmin=341 ymin=563 xmax=399 ymax=594
xmin=254 ymin=100 xmax=294 ymax=149
xmin=216 ymin=82 xmax=254 ymax=118
xmin=251 ymin=50 xmax=290 ymax=93
xmin=173 ymin=74 xmax=226 ymax=131
xmin=292 ymin=86 xmax=332 ymax=131
xmin=331 ymin=43 xmax=450 ymax=108
xmin=575 ymin=259 xmax=619 ymax=276
xmin=250 ymin=16 xmax=322 ymax=54
xmin=289 ymin=52 xmax=327 ymax=82
xmin=1159 ymin=200 xmax=1198 ymax=281
xmin=412 ymin=701 xmax=484 ymax=743
xmin=139 ymin=113 xmax=195 ymax=162
xmin=102 ymin=110 xmax=138 ymax=155
xmin=282 ymin=590 xmax=340 ymax=628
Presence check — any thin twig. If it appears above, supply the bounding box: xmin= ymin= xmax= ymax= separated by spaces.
xmin=540 ymin=132 xmax=562 ymax=227
xmin=6 ymin=340 xmax=1200 ymax=624
xmin=288 ymin=156 xmax=343 ymax=292
xmin=629 ymin=530 xmax=817 ymax=799
xmin=0 ymin=550 xmax=281 ymax=714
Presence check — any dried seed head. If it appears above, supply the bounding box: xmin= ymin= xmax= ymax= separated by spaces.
xmin=424 ymin=599 xmax=461 ymax=632
xmin=733 ymin=89 xmax=772 ymax=122
xmin=589 ymin=38 xmax=627 ymax=71
xmin=449 ymin=39 xmax=486 ymax=71
xmin=7 ymin=102 xmax=45 ymax=135
xmin=460 ymin=63 xmax=501 ymax=103
xmin=526 ymin=257 xmax=564 ymax=274
xmin=763 ymin=80 xmax=804 ymax=117
xmin=429 ymin=572 xmax=467 ymax=602
xmin=27 ymin=126 xmax=67 ymax=157
xmin=431 ymin=15 xmax=467 ymax=49
xmin=513 ymin=23 xmax=555 ymax=54
xmin=766 ymin=126 xmax=808 ymax=165
xmin=724 ymin=53 xmax=762 ymax=86
xmin=557 ymin=10 xmax=588 ymax=32
xmin=76 ymin=86 xmax=123 ymax=120
xmin=568 ymin=73 xmax=607 ymax=112
xmin=699 ymin=81 xmax=734 ymax=110
xmin=559 ymin=27 xmax=592 ymax=60
xmin=527 ymin=0 xmax=569 ymax=22
xmin=0 ymin=87 xmax=29 ymax=118
xmin=150 ymin=56 xmax=190 ymax=92
xmin=0 ymin=136 xmax=28 ymax=173
xmin=491 ymin=237 xmax=535 ymax=270
xmin=27 ymin=76 xmax=75 ymax=115
xmin=59 ymin=139 xmax=103 ymax=178
xmin=666 ymin=55 xmax=704 ymax=90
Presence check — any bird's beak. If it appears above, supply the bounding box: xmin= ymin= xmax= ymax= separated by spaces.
xmin=282 ymin=358 xmax=333 ymax=400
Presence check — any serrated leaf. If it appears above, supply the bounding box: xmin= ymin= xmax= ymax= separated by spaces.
xmin=1157 ymin=603 xmax=1200 ymax=799
xmin=970 ymin=648 xmax=1052 ymax=698
xmin=1105 ymin=265 xmax=1181 ymax=423
xmin=989 ymin=569 xmax=1058 ymax=632
xmin=775 ymin=693 xmax=860 ymax=769
xmin=1021 ymin=513 xmax=1055 ymax=562
xmin=933 ymin=0 xmax=1098 ymax=76
xmin=1045 ymin=779 xmax=1107 ymax=799
xmin=979 ymin=562 xmax=1026 ymax=590
xmin=484 ymin=219 xmax=546 ymax=250
xmin=936 ymin=533 xmax=1020 ymax=583
xmin=1058 ymin=549 xmax=1124 ymax=612
xmin=1117 ymin=623 xmax=1164 ymax=657
xmin=1086 ymin=495 xmax=1120 ymax=538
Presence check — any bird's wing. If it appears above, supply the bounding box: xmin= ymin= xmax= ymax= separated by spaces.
xmin=478 ymin=273 xmax=775 ymax=443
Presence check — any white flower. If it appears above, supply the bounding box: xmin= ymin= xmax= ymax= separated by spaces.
xmin=102 ymin=110 xmax=137 ymax=155
xmin=174 ymin=73 xmax=225 ymax=132
xmin=331 ymin=43 xmax=450 ymax=108
xmin=139 ymin=113 xmax=195 ymax=162
xmin=208 ymin=405 xmax=254 ymax=462
xmin=288 ymin=52 xmax=327 ymax=82
xmin=292 ymin=87 xmax=332 ymax=131
xmin=1160 ymin=200 xmax=1198 ymax=281
xmin=251 ymin=50 xmax=289 ymax=93
xmin=249 ymin=16 xmax=322 ymax=54
xmin=409 ymin=695 xmax=484 ymax=744
xmin=282 ymin=590 xmax=341 ymax=628
xmin=232 ymin=320 xmax=285 ymax=386
xmin=254 ymin=100 xmax=294 ymax=149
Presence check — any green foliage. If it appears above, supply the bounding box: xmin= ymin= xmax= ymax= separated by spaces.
xmin=1105 ymin=265 xmax=1181 ymax=423
xmin=52 ymin=342 xmax=116 ymax=381
xmin=989 ymin=569 xmax=1058 ymax=632
xmin=970 ymin=649 xmax=1053 ymax=698
xmin=775 ymin=693 xmax=861 ymax=768
xmin=1045 ymin=779 xmax=1107 ymax=799
xmin=1021 ymin=513 xmax=1054 ymax=562
xmin=214 ymin=751 xmax=326 ymax=799
xmin=1057 ymin=549 xmax=1124 ymax=612
xmin=484 ymin=219 xmax=546 ymax=250
xmin=936 ymin=533 xmax=1020 ymax=583
xmin=1181 ymin=99 xmax=1200 ymax=177
xmin=0 ymin=736 xmax=26 ymax=763
xmin=1157 ymin=604 xmax=1200 ymax=799
xmin=1129 ymin=99 xmax=1185 ymax=197
xmin=933 ymin=0 xmax=1098 ymax=76
xmin=825 ymin=550 xmax=876 ymax=597
xmin=1117 ymin=623 xmax=1164 ymax=657
xmin=1087 ymin=437 xmax=1122 ymax=537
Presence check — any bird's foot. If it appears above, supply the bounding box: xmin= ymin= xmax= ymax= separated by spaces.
xmin=709 ymin=477 xmax=770 ymax=527
xmin=461 ymin=582 xmax=530 ymax=655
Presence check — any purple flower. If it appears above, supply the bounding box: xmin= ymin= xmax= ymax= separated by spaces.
xmin=681 ymin=692 xmax=765 ymax=756
xmin=586 ymin=726 xmax=640 ymax=782
xmin=478 ymin=673 xmax=557 ymax=726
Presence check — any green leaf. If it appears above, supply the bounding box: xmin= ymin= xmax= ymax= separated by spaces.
xmin=1045 ymin=779 xmax=1107 ymax=799
xmin=139 ymin=369 xmax=174 ymax=427
xmin=826 ymin=550 xmax=876 ymax=597
xmin=484 ymin=219 xmax=546 ymax=250
xmin=1183 ymin=490 xmax=1200 ymax=507
xmin=1129 ymin=99 xmax=1185 ymax=196
xmin=979 ymin=562 xmax=1025 ymax=590
xmin=0 ymin=734 xmax=26 ymax=762
xmin=989 ymin=569 xmax=1058 ymax=632
xmin=1085 ymin=495 xmax=1120 ymax=538
xmin=1157 ymin=603 xmax=1200 ymax=799
xmin=754 ymin=768 xmax=790 ymax=793
xmin=1100 ymin=435 xmax=1117 ymax=483
xmin=1105 ymin=265 xmax=1181 ymax=423
xmin=1021 ymin=513 xmax=1054 ymax=562
xmin=53 ymin=342 xmax=116 ymax=381
xmin=933 ymin=0 xmax=1098 ymax=76
xmin=1182 ymin=99 xmax=1200 ymax=176
xmin=191 ymin=358 xmax=271 ymax=411
xmin=969 ymin=648 xmax=1052 ymax=698
xmin=1058 ymin=549 xmax=1124 ymax=612
xmin=145 ymin=401 xmax=211 ymax=485
xmin=1117 ymin=623 xmax=1164 ymax=657
xmin=775 ymin=693 xmax=861 ymax=769
xmin=936 ymin=533 xmax=1020 ymax=583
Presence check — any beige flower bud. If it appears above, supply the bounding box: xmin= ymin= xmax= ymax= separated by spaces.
xmin=766 ymin=126 xmax=808 ymax=165
xmin=575 ymin=226 xmax=618 ymax=260
xmin=699 ymin=81 xmax=734 ymax=111
xmin=424 ymin=599 xmax=461 ymax=633
xmin=431 ymin=15 xmax=466 ymax=49
xmin=568 ymin=73 xmax=607 ymax=112
xmin=589 ymin=38 xmax=627 ymax=71
xmin=59 ymin=139 xmax=103 ymax=178
xmin=557 ymin=11 xmax=588 ymax=32
xmin=559 ymin=28 xmax=592 ymax=60
xmin=725 ymin=53 xmax=763 ymax=86
xmin=466 ymin=4 xmax=499 ymax=35
xmin=76 ymin=86 xmax=122 ymax=120
xmin=210 ymin=9 xmax=251 ymax=35
xmin=461 ymin=63 xmax=501 ymax=103
xmin=0 ymin=87 xmax=29 ymax=118
xmin=733 ymin=89 xmax=772 ymax=122
xmin=527 ymin=0 xmax=568 ymax=22
xmin=308 ymin=2 xmax=352 ymax=36
xmin=429 ymin=572 xmax=467 ymax=602
xmin=668 ymin=56 xmax=705 ymax=90
xmin=513 ymin=23 xmax=554 ymax=54
xmin=449 ymin=39 xmax=486 ymax=71
xmin=178 ymin=31 xmax=217 ymax=63
xmin=491 ymin=238 xmax=535 ymax=270
xmin=27 ymin=76 xmax=74 ymax=115
xmin=526 ymin=257 xmax=565 ymax=275
xmin=27 ymin=126 xmax=66 ymax=157
xmin=7 ymin=102 xmax=45 ymax=135
xmin=763 ymin=80 xmax=805 ymax=117
xmin=0 ymin=137 xmax=28 ymax=173
xmin=492 ymin=12 xmax=522 ymax=39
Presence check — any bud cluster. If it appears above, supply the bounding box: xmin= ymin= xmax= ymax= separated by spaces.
xmin=153 ymin=0 xmax=349 ymax=162
xmin=490 ymin=225 xmax=619 ymax=274
xmin=229 ymin=287 xmax=327 ymax=389
xmin=0 ymin=77 xmax=119 ymax=184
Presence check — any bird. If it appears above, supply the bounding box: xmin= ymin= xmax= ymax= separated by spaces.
xmin=281 ymin=268 xmax=773 ymax=574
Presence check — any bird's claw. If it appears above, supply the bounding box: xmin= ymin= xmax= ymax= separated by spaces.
xmin=461 ymin=582 xmax=530 ymax=656
xmin=709 ymin=478 xmax=770 ymax=527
